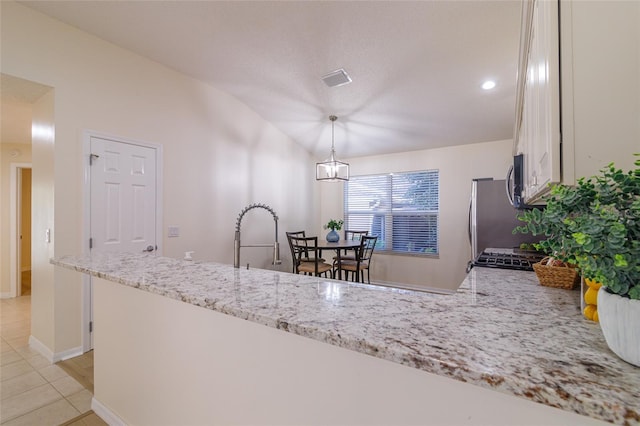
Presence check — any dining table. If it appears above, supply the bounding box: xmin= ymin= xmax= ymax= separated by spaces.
xmin=316 ymin=239 xmax=362 ymax=280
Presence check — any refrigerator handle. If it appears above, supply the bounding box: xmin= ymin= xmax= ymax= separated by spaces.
xmin=466 ymin=195 xmax=474 ymax=273
xmin=505 ymin=165 xmax=515 ymax=207
xmin=468 ymin=196 xmax=472 ymax=245
xmin=469 ymin=180 xmax=479 ymax=261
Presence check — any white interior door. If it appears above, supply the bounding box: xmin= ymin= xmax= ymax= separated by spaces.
xmin=86 ymin=135 xmax=159 ymax=349
xmin=90 ymin=137 xmax=158 ymax=254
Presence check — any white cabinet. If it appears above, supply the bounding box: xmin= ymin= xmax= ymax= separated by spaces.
xmin=514 ymin=0 xmax=561 ymax=203
xmin=514 ymin=0 xmax=640 ymax=204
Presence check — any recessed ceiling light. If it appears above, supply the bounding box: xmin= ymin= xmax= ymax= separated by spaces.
xmin=322 ymin=69 xmax=352 ymax=88
xmin=482 ymin=80 xmax=496 ymax=90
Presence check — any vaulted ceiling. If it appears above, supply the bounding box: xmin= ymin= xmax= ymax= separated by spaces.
xmin=9 ymin=1 xmax=522 ymax=158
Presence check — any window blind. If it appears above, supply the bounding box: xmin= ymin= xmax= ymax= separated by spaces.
xmin=344 ymin=170 xmax=439 ymax=255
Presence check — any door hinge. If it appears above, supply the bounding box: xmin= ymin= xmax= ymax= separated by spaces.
xmin=89 ymin=321 xmax=93 ymax=333
xmin=89 ymin=153 xmax=100 ymax=165
xmin=89 ymin=238 xmax=93 ymax=249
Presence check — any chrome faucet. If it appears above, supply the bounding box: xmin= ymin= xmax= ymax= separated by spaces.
xmin=234 ymin=203 xmax=282 ymax=269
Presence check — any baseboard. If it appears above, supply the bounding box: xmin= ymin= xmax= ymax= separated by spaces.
xmin=28 ymin=336 xmax=83 ymax=363
xmin=29 ymin=335 xmax=54 ymax=363
xmin=54 ymin=345 xmax=83 ymax=362
xmin=92 ymin=397 xmax=126 ymax=426
xmin=1 ymin=292 xmax=16 ymax=299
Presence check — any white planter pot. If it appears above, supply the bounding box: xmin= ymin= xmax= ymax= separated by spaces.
xmin=597 ymin=288 xmax=640 ymax=367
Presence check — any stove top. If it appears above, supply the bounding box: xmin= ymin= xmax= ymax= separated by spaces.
xmin=470 ymin=248 xmax=545 ymax=272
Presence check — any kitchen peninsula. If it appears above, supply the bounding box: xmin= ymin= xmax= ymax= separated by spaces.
xmin=51 ymin=253 xmax=639 ymax=425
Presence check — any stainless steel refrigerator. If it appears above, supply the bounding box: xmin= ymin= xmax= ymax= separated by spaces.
xmin=468 ymin=178 xmax=543 ymax=271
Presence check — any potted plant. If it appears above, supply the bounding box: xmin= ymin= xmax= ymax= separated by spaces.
xmin=568 ymin=159 xmax=640 ymax=367
xmin=515 ymin=157 xmax=640 ymax=366
xmin=513 ymin=180 xmax=594 ymax=290
xmin=323 ymin=219 xmax=344 ymax=242
xmin=565 ymin=161 xmax=640 ymax=298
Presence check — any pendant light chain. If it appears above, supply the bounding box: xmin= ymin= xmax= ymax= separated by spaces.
xmin=330 ymin=115 xmax=337 ymax=152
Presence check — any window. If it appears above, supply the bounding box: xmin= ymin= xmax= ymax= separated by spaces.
xmin=344 ymin=170 xmax=439 ymax=255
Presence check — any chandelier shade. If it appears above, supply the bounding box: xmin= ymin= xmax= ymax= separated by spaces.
xmin=316 ymin=115 xmax=350 ymax=182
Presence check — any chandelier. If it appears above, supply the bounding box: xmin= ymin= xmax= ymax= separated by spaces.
xmin=316 ymin=115 xmax=349 ymax=181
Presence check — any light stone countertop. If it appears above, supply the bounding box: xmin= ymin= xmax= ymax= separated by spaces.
xmin=51 ymin=252 xmax=640 ymax=425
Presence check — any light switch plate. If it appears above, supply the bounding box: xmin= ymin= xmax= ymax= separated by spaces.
xmin=168 ymin=226 xmax=180 ymax=238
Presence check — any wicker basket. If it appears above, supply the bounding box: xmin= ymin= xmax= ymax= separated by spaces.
xmin=532 ymin=257 xmax=580 ymax=289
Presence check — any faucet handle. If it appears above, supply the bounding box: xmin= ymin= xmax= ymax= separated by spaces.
xmin=273 ymin=242 xmax=282 ymax=265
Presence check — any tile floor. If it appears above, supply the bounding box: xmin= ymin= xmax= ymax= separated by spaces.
xmin=1 ymin=296 xmax=98 ymax=425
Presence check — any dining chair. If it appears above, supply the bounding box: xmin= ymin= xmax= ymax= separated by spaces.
xmin=286 ymin=231 xmax=306 ymax=273
xmin=335 ymin=235 xmax=377 ymax=283
xmin=286 ymin=231 xmax=325 ymax=273
xmin=334 ymin=230 xmax=369 ymax=264
xmin=289 ymin=236 xmax=334 ymax=278
xmin=344 ymin=230 xmax=368 ymax=241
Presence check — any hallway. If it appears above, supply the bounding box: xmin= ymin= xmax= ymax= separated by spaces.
xmin=0 ymin=295 xmax=103 ymax=425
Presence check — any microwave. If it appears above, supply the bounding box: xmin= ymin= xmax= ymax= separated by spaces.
xmin=507 ymin=154 xmax=529 ymax=209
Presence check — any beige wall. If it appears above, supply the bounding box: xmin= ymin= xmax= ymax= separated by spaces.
xmin=319 ymin=139 xmax=513 ymax=291
xmin=1 ymin=1 xmax=316 ymax=357
xmin=31 ymin=89 xmax=56 ymax=351
xmin=0 ymin=143 xmax=32 ymax=296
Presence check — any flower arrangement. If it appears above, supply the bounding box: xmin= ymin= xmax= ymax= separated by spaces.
xmin=324 ymin=219 xmax=344 ymax=231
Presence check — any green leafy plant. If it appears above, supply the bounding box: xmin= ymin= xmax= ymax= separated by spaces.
xmin=323 ymin=219 xmax=344 ymax=231
xmin=515 ymin=156 xmax=640 ymax=299
xmin=513 ymin=178 xmax=597 ymax=264
xmin=568 ymin=160 xmax=640 ymax=299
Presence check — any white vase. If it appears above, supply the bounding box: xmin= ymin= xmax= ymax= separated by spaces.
xmin=597 ymin=288 xmax=640 ymax=367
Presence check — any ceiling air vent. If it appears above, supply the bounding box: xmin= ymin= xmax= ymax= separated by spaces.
xmin=321 ymin=69 xmax=352 ymax=88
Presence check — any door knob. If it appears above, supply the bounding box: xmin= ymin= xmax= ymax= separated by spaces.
xmin=142 ymin=245 xmax=155 ymax=252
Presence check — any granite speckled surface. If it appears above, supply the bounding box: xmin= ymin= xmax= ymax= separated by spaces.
xmin=51 ymin=253 xmax=640 ymax=425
